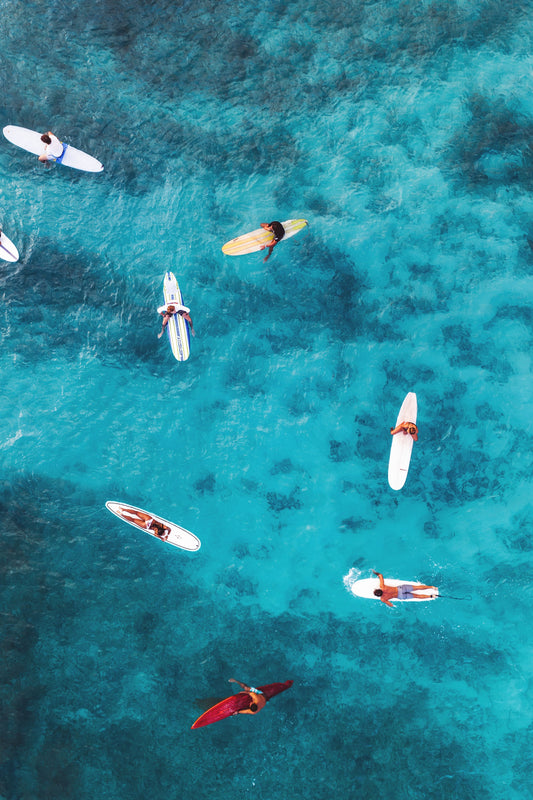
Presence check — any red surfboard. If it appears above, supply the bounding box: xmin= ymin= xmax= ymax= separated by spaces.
xmin=191 ymin=681 xmax=293 ymax=729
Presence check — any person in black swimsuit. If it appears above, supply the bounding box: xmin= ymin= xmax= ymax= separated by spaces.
xmin=260 ymin=221 xmax=285 ymax=262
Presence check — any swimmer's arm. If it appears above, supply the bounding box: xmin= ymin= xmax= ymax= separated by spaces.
xmin=229 ymin=678 xmax=250 ymax=691
xmin=372 ymin=570 xmax=385 ymax=589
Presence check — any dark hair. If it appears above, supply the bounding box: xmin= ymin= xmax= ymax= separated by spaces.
xmin=250 ymin=703 xmax=258 ymax=712
xmin=41 ymin=134 xmax=51 ymax=144
xmin=374 ymin=589 xmax=383 ymax=597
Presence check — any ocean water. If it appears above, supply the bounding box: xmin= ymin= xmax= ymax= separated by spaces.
xmin=1 ymin=0 xmax=532 ymax=797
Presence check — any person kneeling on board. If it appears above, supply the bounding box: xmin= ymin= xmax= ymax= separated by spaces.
xmin=38 ymin=131 xmax=64 ymax=162
xmin=390 ymin=421 xmax=418 ymax=440
xmin=228 ymin=679 xmax=266 ymax=715
xmin=157 ymin=303 xmax=196 ymax=338
xmin=372 ymin=571 xmax=437 ymax=608
xmin=260 ymin=221 xmax=285 ymax=262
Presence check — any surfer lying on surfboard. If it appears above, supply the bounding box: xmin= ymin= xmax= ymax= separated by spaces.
xmin=372 ymin=571 xmax=437 ymax=608
xmin=260 ymin=221 xmax=285 ymax=262
xmin=157 ymin=303 xmax=195 ymax=338
xmin=118 ymin=507 xmax=171 ymax=540
xmin=228 ymin=679 xmax=266 ymax=714
xmin=390 ymin=421 xmax=418 ymax=441
xmin=191 ymin=679 xmax=293 ymax=729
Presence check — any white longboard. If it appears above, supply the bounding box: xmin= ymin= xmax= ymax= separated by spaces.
xmin=388 ymin=392 xmax=417 ymax=490
xmin=349 ymin=577 xmax=438 ymax=602
xmin=0 ymin=231 xmax=19 ymax=262
xmin=3 ymin=125 xmax=104 ymax=172
xmin=162 ymin=271 xmax=191 ymax=362
xmin=106 ymin=501 xmax=200 ymax=551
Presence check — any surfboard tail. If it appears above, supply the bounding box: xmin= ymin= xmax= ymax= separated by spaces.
xmin=191 ymin=692 xmax=252 ymax=728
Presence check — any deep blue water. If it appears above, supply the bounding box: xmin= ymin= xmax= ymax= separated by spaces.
xmin=1 ymin=0 xmax=533 ymax=798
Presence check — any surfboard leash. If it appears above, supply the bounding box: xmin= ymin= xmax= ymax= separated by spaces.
xmin=431 ymin=593 xmax=472 ymax=601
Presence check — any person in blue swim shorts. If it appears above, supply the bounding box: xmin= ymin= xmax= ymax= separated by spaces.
xmin=38 ymin=131 xmax=64 ymax=162
xmin=372 ymin=570 xmax=438 ymax=608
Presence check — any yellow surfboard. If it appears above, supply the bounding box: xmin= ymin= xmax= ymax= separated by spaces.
xmin=222 ymin=219 xmax=308 ymax=256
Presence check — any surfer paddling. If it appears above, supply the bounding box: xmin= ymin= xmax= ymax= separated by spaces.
xmin=157 ymin=303 xmax=195 ymax=338
xmin=228 ymin=679 xmax=267 ymax=715
xmin=260 ymin=221 xmax=285 ymax=262
xmin=372 ymin=571 xmax=437 ymax=608
xmin=390 ymin=421 xmax=418 ymax=441
xmin=191 ymin=679 xmax=293 ymax=729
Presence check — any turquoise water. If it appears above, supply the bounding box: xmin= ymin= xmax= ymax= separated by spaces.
xmin=1 ymin=0 xmax=532 ymax=797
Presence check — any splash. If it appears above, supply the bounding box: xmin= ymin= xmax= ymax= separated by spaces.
xmin=342 ymin=566 xmax=362 ymax=595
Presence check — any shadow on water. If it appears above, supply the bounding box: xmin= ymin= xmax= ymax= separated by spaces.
xmin=1 ymin=240 xmax=171 ymax=375
xmin=0 ymin=466 xmax=507 ymax=800
xmin=445 ymin=94 xmax=533 ymax=194
xmin=0 ymin=1 xmax=531 ymax=798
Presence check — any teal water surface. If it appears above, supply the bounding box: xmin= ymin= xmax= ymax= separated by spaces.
xmin=1 ymin=0 xmax=533 ymax=798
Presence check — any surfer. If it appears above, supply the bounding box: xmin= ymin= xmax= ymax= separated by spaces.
xmin=191 ymin=679 xmax=292 ymax=728
xmin=390 ymin=421 xmax=418 ymax=441
xmin=228 ymin=679 xmax=267 ymax=715
xmin=372 ymin=571 xmax=437 ymax=607
xmin=157 ymin=303 xmax=196 ymax=338
xmin=38 ymin=131 xmax=64 ymax=162
xmin=119 ymin=507 xmax=170 ymax=540
xmin=147 ymin=520 xmax=171 ymax=540
xmin=260 ymin=221 xmax=285 ymax=262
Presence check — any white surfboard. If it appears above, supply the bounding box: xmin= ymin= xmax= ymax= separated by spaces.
xmin=0 ymin=231 xmax=19 ymax=262
xmin=350 ymin=577 xmax=438 ymax=602
xmin=388 ymin=392 xmax=417 ymax=490
xmin=106 ymin=501 xmax=200 ymax=551
xmin=161 ymin=271 xmax=191 ymax=362
xmin=3 ymin=125 xmax=104 ymax=173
